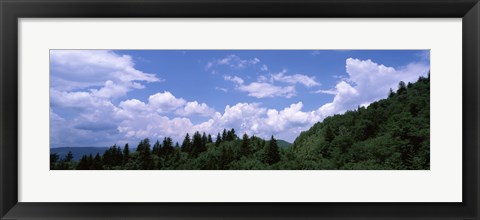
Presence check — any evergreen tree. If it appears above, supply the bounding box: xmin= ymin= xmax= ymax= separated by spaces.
xmin=152 ymin=140 xmax=161 ymax=156
xmin=397 ymin=81 xmax=407 ymax=94
xmin=65 ymin=151 xmax=74 ymax=162
xmin=222 ymin=129 xmax=227 ymax=141
xmin=123 ymin=143 xmax=130 ymax=164
xmin=191 ymin=131 xmax=205 ymax=157
xmin=230 ymin=128 xmax=237 ymax=140
xmin=207 ymin=134 xmax=213 ymax=143
xmin=92 ymin=153 xmax=103 ymax=169
xmin=162 ymin=137 xmax=174 ymax=156
xmin=136 ymin=138 xmax=153 ymax=169
xmin=264 ymin=135 xmax=280 ymax=165
xmin=76 ymin=155 xmax=90 ymax=170
xmin=388 ymin=88 xmax=395 ymax=98
xmin=181 ymin=133 xmax=192 ymax=153
xmin=240 ymin=133 xmax=251 ymax=156
xmin=201 ymin=132 xmax=208 ymax=148
xmin=86 ymin=154 xmax=94 ymax=169
xmin=215 ymin=132 xmax=222 ymax=147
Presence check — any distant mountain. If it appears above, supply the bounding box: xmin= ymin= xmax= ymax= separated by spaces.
xmin=51 ymin=147 xmax=109 ymax=161
xmin=277 ymin=139 xmax=293 ymax=148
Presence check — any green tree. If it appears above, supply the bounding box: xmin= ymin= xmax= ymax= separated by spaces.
xmin=397 ymin=81 xmax=407 ymax=94
xmin=226 ymin=128 xmax=237 ymax=141
xmin=136 ymin=138 xmax=154 ymax=169
xmin=240 ymin=133 xmax=251 ymax=157
xmin=222 ymin=129 xmax=227 ymax=141
xmin=207 ymin=134 xmax=213 ymax=143
xmin=65 ymin=151 xmax=74 ymax=162
xmin=152 ymin=140 xmax=161 ymax=156
xmin=181 ymin=133 xmax=192 ymax=153
xmin=388 ymin=88 xmax=395 ymax=98
xmin=162 ymin=137 xmax=174 ymax=156
xmin=201 ymin=132 xmax=208 ymax=148
xmin=123 ymin=143 xmax=130 ymax=164
xmin=191 ymin=131 xmax=206 ymax=157
xmin=92 ymin=153 xmax=103 ymax=169
xmin=264 ymin=136 xmax=280 ymax=165
xmin=76 ymin=155 xmax=90 ymax=170
xmin=215 ymin=132 xmax=222 ymax=147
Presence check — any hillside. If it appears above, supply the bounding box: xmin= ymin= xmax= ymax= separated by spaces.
xmin=292 ymin=74 xmax=430 ymax=169
xmin=277 ymin=140 xmax=293 ymax=148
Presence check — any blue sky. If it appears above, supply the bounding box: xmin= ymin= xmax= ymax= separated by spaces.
xmin=50 ymin=50 xmax=430 ymax=147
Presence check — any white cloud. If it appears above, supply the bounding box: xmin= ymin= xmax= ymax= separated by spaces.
xmin=264 ymin=102 xmax=319 ymax=132
xmin=49 ymin=50 xmax=165 ymax=146
xmin=271 ymin=71 xmax=320 ymax=88
xmin=90 ymin=80 xmax=129 ymax=99
xmin=187 ymin=102 xmax=319 ymax=142
xmin=176 ymin=101 xmax=215 ymax=116
xmin=317 ymin=58 xmax=429 ymax=117
xmin=119 ymin=99 xmax=148 ymax=113
xmin=311 ymin=89 xmax=337 ymax=95
xmin=225 ymin=75 xmax=296 ymax=98
xmin=257 ymin=69 xmax=320 ymax=88
xmin=225 ymin=69 xmax=319 ymax=98
xmin=148 ymin=91 xmax=186 ymax=113
xmin=50 ymin=50 xmax=161 ymax=94
xmin=239 ymin=82 xmax=296 ymax=98
xmin=117 ymin=112 xmax=194 ymax=142
xmin=50 ymin=89 xmax=115 ymax=111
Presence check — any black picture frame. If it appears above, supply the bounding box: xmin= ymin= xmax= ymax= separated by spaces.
xmin=1 ymin=0 xmax=479 ymax=219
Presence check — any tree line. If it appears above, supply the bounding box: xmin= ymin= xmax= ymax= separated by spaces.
xmin=51 ymin=74 xmax=430 ymax=170
xmin=50 ymin=129 xmax=282 ymax=170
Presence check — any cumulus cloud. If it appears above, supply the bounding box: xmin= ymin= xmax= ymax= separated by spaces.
xmin=148 ymin=91 xmax=187 ymax=113
xmin=113 ymin=100 xmax=311 ymax=144
xmin=90 ymin=80 xmax=129 ymax=99
xmin=50 ymin=50 xmax=161 ymax=93
xmin=186 ymin=102 xmax=319 ymax=142
xmin=49 ymin=50 xmax=171 ymax=147
xmin=176 ymin=101 xmax=215 ymax=116
xmin=316 ymin=58 xmax=429 ymax=117
xmin=85 ymin=91 xmax=216 ymax=144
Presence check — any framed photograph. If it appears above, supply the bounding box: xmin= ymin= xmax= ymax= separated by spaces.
xmin=1 ymin=0 xmax=479 ymax=219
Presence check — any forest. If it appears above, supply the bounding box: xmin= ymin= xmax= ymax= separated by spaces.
xmin=50 ymin=74 xmax=429 ymax=170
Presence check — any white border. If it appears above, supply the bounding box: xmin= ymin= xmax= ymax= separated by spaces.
xmin=18 ymin=18 xmax=462 ymax=202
